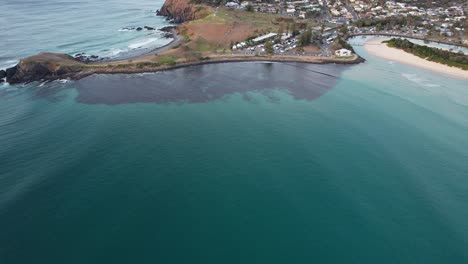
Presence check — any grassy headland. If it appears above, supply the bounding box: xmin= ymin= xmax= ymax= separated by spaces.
xmin=5 ymin=6 xmax=362 ymax=84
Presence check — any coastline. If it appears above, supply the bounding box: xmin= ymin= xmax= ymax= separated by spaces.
xmin=4 ymin=52 xmax=363 ymax=85
xmin=92 ymin=55 xmax=363 ymax=75
xmin=350 ymin=33 xmax=468 ymax=49
xmin=97 ymin=27 xmax=184 ymax=63
xmin=364 ymin=37 xmax=468 ymax=80
xmin=4 ymin=27 xmax=364 ymax=84
xmin=4 ymin=6 xmax=366 ymax=85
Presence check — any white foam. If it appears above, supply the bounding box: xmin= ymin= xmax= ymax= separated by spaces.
xmin=98 ymin=48 xmax=128 ymax=58
xmin=0 ymin=60 xmax=19 ymax=70
xmin=402 ymin=73 xmax=441 ymax=88
xmin=128 ymin=38 xmax=159 ymax=49
xmin=108 ymin=48 xmax=127 ymax=57
xmin=402 ymin=73 xmax=422 ymax=82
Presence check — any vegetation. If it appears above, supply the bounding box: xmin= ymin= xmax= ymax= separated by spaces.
xmin=386 ymin=38 xmax=468 ymax=70
xmin=264 ymin=41 xmax=274 ymax=55
xmin=190 ymin=0 xmax=223 ymax=6
xmin=298 ymin=24 xmax=312 ymax=47
xmin=290 ymin=22 xmax=298 ymax=37
xmin=158 ymin=56 xmax=177 ymax=66
xmin=136 ymin=62 xmax=161 ymax=69
xmin=355 ymin=15 xmax=423 ymax=30
xmin=337 ymin=38 xmax=354 ymax=52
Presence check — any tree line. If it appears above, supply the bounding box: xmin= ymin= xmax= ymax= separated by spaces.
xmin=386 ymin=38 xmax=468 ymax=70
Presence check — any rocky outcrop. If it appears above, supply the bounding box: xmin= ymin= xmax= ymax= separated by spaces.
xmin=0 ymin=70 xmax=6 ymax=82
xmin=5 ymin=52 xmax=90 ymax=84
xmin=157 ymin=0 xmax=206 ymax=23
xmin=74 ymin=53 xmax=108 ymax=63
xmin=120 ymin=26 xmax=156 ymax=31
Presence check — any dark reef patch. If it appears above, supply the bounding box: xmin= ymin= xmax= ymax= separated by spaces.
xmin=74 ymin=62 xmax=347 ymax=105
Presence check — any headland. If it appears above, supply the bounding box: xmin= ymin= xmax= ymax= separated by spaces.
xmin=3 ymin=0 xmax=363 ymax=84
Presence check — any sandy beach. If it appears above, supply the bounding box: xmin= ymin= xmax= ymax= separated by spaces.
xmin=364 ymin=37 xmax=468 ymax=80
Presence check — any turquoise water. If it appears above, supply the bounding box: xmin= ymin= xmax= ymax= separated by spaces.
xmin=1 ymin=49 xmax=468 ymax=262
xmin=2 ymin=1 xmax=468 ymax=263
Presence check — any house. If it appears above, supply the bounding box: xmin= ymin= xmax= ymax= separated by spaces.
xmin=286 ymin=8 xmax=296 ymax=16
xmin=335 ymin=48 xmax=352 ymax=56
xmin=225 ymin=2 xmax=239 ymax=8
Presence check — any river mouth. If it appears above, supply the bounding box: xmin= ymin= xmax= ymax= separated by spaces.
xmin=74 ymin=62 xmax=349 ymax=105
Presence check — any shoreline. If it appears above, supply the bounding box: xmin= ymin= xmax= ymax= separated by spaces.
xmin=95 ymin=27 xmax=184 ymax=63
xmin=4 ymin=53 xmax=364 ymax=85
xmin=70 ymin=54 xmax=364 ymax=83
xmin=4 ymin=27 xmax=364 ymax=84
xmin=364 ymin=37 xmax=468 ymax=80
xmin=92 ymin=55 xmax=363 ymax=75
xmin=4 ymin=57 xmax=356 ymax=85
xmin=4 ymin=8 xmax=367 ymax=85
xmin=349 ymin=33 xmax=468 ymax=49
xmin=91 ymin=28 xmax=364 ymax=69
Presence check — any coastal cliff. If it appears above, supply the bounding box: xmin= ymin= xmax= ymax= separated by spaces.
xmin=157 ymin=0 xmax=207 ymax=23
xmin=5 ymin=53 xmax=88 ymax=84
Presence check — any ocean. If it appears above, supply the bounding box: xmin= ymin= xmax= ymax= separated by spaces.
xmin=0 ymin=0 xmax=170 ymax=69
xmin=1 ymin=1 xmax=468 ymax=263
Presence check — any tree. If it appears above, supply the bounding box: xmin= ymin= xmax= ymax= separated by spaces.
xmin=339 ymin=25 xmax=349 ymax=36
xmin=376 ymin=23 xmax=383 ymax=31
xmin=265 ymin=41 xmax=274 ymax=55
xmin=291 ymin=22 xmax=298 ymax=37
xmin=298 ymin=24 xmax=312 ymax=47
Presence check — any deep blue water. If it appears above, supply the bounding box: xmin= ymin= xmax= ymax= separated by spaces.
xmin=1 ymin=1 xmax=468 ymax=263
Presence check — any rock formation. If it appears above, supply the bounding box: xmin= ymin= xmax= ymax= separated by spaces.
xmin=5 ymin=53 xmax=90 ymax=84
xmin=0 ymin=70 xmax=6 ymax=82
xmin=157 ymin=0 xmax=207 ymax=23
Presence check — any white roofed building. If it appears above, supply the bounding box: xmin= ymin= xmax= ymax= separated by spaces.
xmin=335 ymin=48 xmax=352 ymax=57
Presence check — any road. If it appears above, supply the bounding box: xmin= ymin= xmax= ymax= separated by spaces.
xmin=344 ymin=1 xmax=359 ymax=21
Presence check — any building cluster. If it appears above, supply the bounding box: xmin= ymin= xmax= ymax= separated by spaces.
xmin=347 ymin=0 xmax=466 ymax=38
xmin=225 ymin=0 xmax=324 ymax=18
xmin=350 ymin=1 xmax=465 ymax=20
xmin=225 ymin=0 xmax=466 ymax=51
